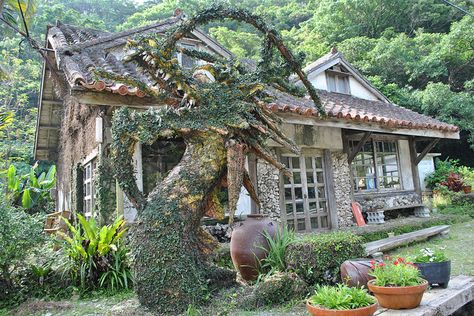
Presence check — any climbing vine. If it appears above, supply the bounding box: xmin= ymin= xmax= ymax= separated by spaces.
xmin=96 ymin=5 xmax=324 ymax=314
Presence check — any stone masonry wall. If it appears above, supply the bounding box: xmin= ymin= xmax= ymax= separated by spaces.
xmin=354 ymin=191 xmax=422 ymax=212
xmin=256 ymin=160 xmax=281 ymax=222
xmin=331 ymin=152 xmax=355 ymax=228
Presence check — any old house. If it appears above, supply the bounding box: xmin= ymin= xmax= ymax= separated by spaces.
xmin=34 ymin=14 xmax=459 ymax=233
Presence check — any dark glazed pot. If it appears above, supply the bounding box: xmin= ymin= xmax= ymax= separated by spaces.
xmin=230 ymin=214 xmax=277 ymax=281
xmin=415 ymin=261 xmax=451 ymax=288
xmin=341 ymin=259 xmax=378 ymax=288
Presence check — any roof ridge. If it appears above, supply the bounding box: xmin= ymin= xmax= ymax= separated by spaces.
xmin=58 ymin=16 xmax=182 ymax=51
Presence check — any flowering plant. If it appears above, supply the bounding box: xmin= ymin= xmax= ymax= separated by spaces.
xmin=369 ymin=257 xmax=424 ymax=287
xmin=412 ymin=248 xmax=448 ymax=263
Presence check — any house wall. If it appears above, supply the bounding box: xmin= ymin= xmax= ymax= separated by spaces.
xmin=256 ymin=124 xmax=355 ymax=229
xmin=56 ymin=99 xmax=101 ymax=212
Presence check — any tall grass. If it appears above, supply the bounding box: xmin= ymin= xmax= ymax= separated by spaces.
xmin=258 ymin=226 xmax=295 ymax=277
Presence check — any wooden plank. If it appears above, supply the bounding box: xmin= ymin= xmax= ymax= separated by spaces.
xmin=409 ymin=136 xmax=422 ymax=195
xmin=376 ymin=275 xmax=474 ymax=316
xmin=415 ymin=138 xmax=440 ymax=165
xmin=323 ymin=149 xmax=338 ymax=230
xmin=347 ymin=131 xmax=372 ymax=163
xmin=364 ymin=225 xmax=450 ymax=255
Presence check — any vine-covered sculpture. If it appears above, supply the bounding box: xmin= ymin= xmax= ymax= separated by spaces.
xmin=100 ymin=5 xmax=323 ymax=314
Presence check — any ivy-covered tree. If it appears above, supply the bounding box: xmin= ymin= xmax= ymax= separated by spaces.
xmin=102 ymin=5 xmax=322 ymax=314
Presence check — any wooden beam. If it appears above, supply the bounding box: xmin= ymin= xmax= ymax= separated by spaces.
xmin=323 ymin=149 xmax=338 ymax=230
xmin=415 ymin=138 xmax=440 ymax=165
xmin=409 ymin=136 xmax=422 ymax=195
xmin=42 ymin=99 xmax=63 ymax=106
xmin=39 ymin=124 xmax=60 ymax=130
xmin=72 ymin=90 xmax=159 ymax=107
xmin=347 ymin=131 xmax=372 ymax=163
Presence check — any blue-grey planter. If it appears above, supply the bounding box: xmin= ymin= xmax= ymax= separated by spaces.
xmin=415 ymin=261 xmax=451 ymax=288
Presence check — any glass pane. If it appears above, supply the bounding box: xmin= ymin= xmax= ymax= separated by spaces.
xmin=315 ymin=157 xmax=323 ymax=169
xmin=316 ymin=172 xmax=324 ymax=183
xmin=308 ymin=186 xmax=316 ymax=199
xmin=285 ymin=188 xmax=292 ymax=200
xmin=292 ymin=157 xmax=300 ymax=169
xmin=321 ymin=216 xmax=329 ymax=228
xmin=305 ymin=157 xmax=313 ymax=170
xmin=317 ymin=187 xmax=326 ymax=199
xmin=281 ymin=156 xmax=290 ymax=167
xmin=309 ymin=201 xmax=317 ymax=213
xmin=294 ymin=187 xmax=303 ymax=199
xmin=311 ymin=217 xmax=318 ymax=229
xmin=287 ymin=219 xmax=294 ymax=231
xmin=285 ymin=203 xmax=293 ymax=215
xmin=307 ymin=172 xmax=315 ymax=183
xmin=293 ymin=172 xmax=301 ymax=184
xmin=297 ymin=218 xmax=306 ymax=232
xmin=319 ymin=201 xmax=327 ymax=212
xmin=295 ymin=202 xmax=304 ymax=213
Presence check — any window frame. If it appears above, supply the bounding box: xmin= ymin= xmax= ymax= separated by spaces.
xmin=349 ymin=137 xmax=403 ymax=193
xmin=326 ymin=69 xmax=351 ymax=94
xmin=82 ymin=158 xmax=96 ymax=218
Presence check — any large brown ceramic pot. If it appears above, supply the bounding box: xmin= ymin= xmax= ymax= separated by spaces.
xmin=230 ymin=214 xmax=277 ymax=281
xmin=367 ymin=279 xmax=428 ymax=309
xmin=306 ymin=301 xmax=378 ymax=316
xmin=341 ymin=259 xmax=378 ymax=288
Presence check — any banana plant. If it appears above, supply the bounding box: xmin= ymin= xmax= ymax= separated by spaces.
xmin=6 ymin=163 xmax=56 ymax=211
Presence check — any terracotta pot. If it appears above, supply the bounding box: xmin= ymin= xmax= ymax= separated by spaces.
xmin=340 ymin=259 xmax=378 ymax=288
xmin=463 ymin=186 xmax=472 ymax=194
xmin=306 ymin=301 xmax=378 ymax=316
xmin=230 ymin=214 xmax=277 ymax=281
xmin=367 ymin=279 xmax=428 ymax=309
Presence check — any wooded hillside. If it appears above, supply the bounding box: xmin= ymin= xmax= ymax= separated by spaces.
xmin=1 ymin=0 xmax=473 ymax=168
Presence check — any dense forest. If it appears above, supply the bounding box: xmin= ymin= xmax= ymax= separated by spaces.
xmin=1 ymin=0 xmax=473 ymax=170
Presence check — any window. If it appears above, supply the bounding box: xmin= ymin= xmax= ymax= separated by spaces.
xmin=280 ymin=155 xmax=330 ymax=233
xmin=83 ymin=159 xmax=96 ymax=217
xmin=350 ymin=139 xmax=401 ymax=192
xmin=178 ymin=44 xmax=197 ymax=69
xmin=326 ymin=65 xmax=350 ymax=94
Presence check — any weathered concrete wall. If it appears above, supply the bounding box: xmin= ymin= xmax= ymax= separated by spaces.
xmin=268 ymin=123 xmax=343 ymax=150
xmin=331 ymin=151 xmax=355 ymax=228
xmin=398 ymin=139 xmax=415 ymax=191
xmin=256 ymin=159 xmax=281 ymax=222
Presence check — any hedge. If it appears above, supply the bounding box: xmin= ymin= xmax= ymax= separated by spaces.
xmin=285 ymin=231 xmax=365 ymax=285
xmin=350 ymin=214 xmax=468 ymax=243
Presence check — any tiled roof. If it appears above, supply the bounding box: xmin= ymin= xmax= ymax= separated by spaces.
xmin=46 ymin=22 xmax=458 ymax=134
xmin=265 ymin=88 xmax=458 ymax=132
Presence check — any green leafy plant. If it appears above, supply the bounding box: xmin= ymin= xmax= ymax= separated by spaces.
xmin=411 ymin=248 xmax=448 ymax=263
xmin=6 ymin=164 xmax=56 ymax=212
xmin=425 ymin=159 xmax=459 ymax=190
xmin=309 ymin=284 xmax=376 ymax=310
xmin=58 ymin=214 xmax=132 ymax=290
xmin=258 ymin=226 xmax=295 ymax=276
xmin=369 ymin=257 xmax=423 ymax=287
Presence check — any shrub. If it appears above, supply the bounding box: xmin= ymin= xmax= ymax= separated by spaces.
xmin=369 ymin=257 xmax=423 ymax=286
xmin=243 ymin=272 xmax=309 ymax=308
xmin=258 ymin=226 xmax=295 ymax=276
xmin=425 ymin=159 xmax=459 ymax=190
xmin=0 ymin=194 xmax=44 ymax=293
xmin=440 ymin=172 xmax=465 ymax=192
xmin=285 ymin=231 xmax=365 ymax=285
xmin=309 ymin=284 xmax=376 ymax=310
xmin=59 ymin=214 xmax=132 ymax=291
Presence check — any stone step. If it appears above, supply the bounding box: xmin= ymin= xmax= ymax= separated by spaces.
xmin=375 ymin=275 xmax=474 ymax=316
xmin=364 ymin=225 xmax=450 ymax=256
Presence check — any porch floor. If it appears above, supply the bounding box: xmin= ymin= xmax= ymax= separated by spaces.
xmin=375 ymin=275 xmax=474 ymax=316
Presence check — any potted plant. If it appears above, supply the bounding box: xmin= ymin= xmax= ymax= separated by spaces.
xmin=412 ymin=248 xmax=451 ymax=288
xmin=368 ymin=257 xmax=428 ymax=309
xmin=463 ymin=185 xmax=472 ymax=194
xmin=307 ymin=284 xmax=378 ymax=316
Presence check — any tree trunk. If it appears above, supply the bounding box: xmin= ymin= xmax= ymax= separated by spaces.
xmin=131 ymin=132 xmax=228 ymax=314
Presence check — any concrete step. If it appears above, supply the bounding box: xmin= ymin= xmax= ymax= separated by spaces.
xmin=375 ymin=275 xmax=474 ymax=316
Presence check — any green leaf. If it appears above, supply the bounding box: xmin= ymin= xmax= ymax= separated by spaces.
xmin=21 ymin=188 xmax=33 ymax=209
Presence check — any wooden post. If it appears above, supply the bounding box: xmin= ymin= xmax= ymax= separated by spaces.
xmin=409 ymin=136 xmax=422 ymax=195
xmin=415 ymin=138 xmax=440 ymax=165
xmin=347 ymin=131 xmax=372 ymax=163
xmin=323 ymin=149 xmax=339 ymax=230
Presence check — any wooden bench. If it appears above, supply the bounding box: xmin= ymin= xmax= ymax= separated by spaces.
xmin=364 ymin=225 xmax=450 ymax=256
